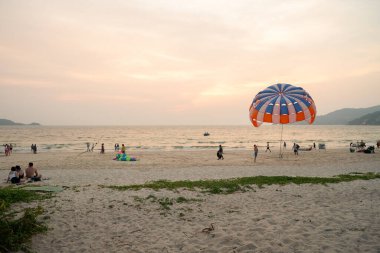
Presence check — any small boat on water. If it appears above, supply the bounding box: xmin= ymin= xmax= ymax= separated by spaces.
xmin=203 ymin=132 xmax=210 ymax=136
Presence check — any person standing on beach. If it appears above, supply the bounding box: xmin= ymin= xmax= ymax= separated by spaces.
xmin=283 ymin=142 xmax=287 ymax=149
xmin=313 ymin=142 xmax=316 ymax=149
xmin=265 ymin=142 xmax=271 ymax=152
xmin=217 ymin=145 xmax=224 ymax=160
xmin=294 ymin=144 xmax=299 ymax=155
xmin=86 ymin=142 xmax=90 ymax=152
xmin=4 ymin=144 xmax=9 ymax=156
xmin=101 ymin=143 xmax=105 ymax=154
xmin=253 ymin=144 xmax=258 ymax=163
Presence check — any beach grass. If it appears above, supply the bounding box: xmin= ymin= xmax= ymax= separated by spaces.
xmin=103 ymin=172 xmax=380 ymax=194
xmin=0 ymin=187 xmax=52 ymax=252
xmin=132 ymin=194 xmax=203 ymax=211
xmin=0 ymin=187 xmax=50 ymax=212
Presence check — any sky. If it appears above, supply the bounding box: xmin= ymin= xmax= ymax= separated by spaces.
xmin=0 ymin=0 xmax=379 ymax=125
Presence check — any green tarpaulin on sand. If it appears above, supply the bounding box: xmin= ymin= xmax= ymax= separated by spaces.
xmin=22 ymin=186 xmax=64 ymax=192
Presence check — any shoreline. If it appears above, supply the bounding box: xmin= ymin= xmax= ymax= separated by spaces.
xmin=1 ymin=145 xmax=375 ymax=153
xmin=1 ymin=149 xmax=379 ymax=184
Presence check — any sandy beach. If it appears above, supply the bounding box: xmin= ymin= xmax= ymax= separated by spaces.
xmin=1 ymin=148 xmax=380 ymax=252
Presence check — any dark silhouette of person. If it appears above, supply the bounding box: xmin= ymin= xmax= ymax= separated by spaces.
xmin=265 ymin=142 xmax=271 ymax=152
xmin=253 ymin=144 xmax=258 ymax=163
xmin=217 ymin=145 xmax=224 ymax=160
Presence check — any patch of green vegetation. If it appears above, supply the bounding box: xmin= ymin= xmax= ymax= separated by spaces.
xmin=104 ymin=173 xmax=380 ymax=194
xmin=176 ymin=196 xmax=188 ymax=203
xmin=0 ymin=187 xmax=50 ymax=213
xmin=0 ymin=206 xmax=48 ymax=253
xmin=132 ymin=196 xmax=145 ymax=203
xmin=146 ymin=194 xmax=157 ymax=202
xmin=72 ymin=186 xmax=80 ymax=193
xmin=0 ymin=187 xmax=52 ymax=252
xmin=176 ymin=196 xmax=203 ymax=203
xmin=158 ymin=197 xmax=173 ymax=210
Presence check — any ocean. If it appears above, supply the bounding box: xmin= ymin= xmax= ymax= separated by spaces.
xmin=1 ymin=125 xmax=379 ymax=153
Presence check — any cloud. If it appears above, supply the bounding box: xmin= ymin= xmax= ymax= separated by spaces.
xmin=56 ymin=93 xmax=152 ymax=104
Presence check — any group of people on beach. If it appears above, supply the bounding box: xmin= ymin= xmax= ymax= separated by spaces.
xmin=349 ymin=140 xmax=378 ymax=154
xmin=3 ymin=144 xmax=13 ymax=156
xmin=93 ymin=143 xmax=126 ymax=154
xmin=7 ymin=162 xmax=42 ymax=184
xmin=218 ymin=141 xmax=319 ymax=163
xmin=86 ymin=142 xmax=96 ymax=152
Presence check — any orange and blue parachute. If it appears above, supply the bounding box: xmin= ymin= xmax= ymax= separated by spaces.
xmin=249 ymin=83 xmax=316 ymax=127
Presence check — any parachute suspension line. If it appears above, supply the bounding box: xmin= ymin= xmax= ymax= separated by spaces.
xmin=279 ymin=124 xmax=283 ymax=158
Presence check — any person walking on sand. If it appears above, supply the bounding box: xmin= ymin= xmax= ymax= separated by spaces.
xmin=253 ymin=144 xmax=258 ymax=163
xmin=100 ymin=143 xmax=105 ymax=154
xmin=86 ymin=142 xmax=90 ymax=152
xmin=283 ymin=142 xmax=287 ymax=149
xmin=265 ymin=142 xmax=271 ymax=152
xmin=217 ymin=145 xmax=224 ymax=160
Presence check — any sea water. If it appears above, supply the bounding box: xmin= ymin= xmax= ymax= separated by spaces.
xmin=0 ymin=125 xmax=379 ymax=153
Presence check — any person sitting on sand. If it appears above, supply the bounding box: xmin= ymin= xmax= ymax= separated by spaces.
xmin=217 ymin=145 xmax=224 ymax=160
xmin=7 ymin=166 xmax=20 ymax=184
xmin=25 ymin=162 xmax=42 ymax=181
xmin=16 ymin=165 xmax=25 ymax=181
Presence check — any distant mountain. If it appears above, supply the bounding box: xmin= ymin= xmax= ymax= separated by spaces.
xmin=348 ymin=111 xmax=380 ymax=125
xmin=314 ymin=105 xmax=380 ymax=125
xmin=0 ymin=119 xmax=40 ymax=126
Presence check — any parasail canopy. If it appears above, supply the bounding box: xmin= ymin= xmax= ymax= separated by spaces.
xmin=249 ymin=83 xmax=316 ymax=127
